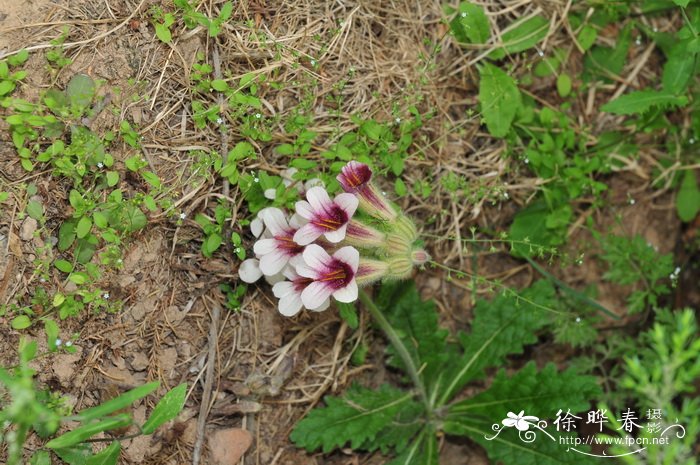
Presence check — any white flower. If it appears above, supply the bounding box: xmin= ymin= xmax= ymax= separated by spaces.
xmin=103 ymin=293 xmax=109 ymax=299
xmin=250 ymin=217 xmax=264 ymax=238
xmin=240 ymin=258 xmax=263 ymax=283
xmin=55 ymin=339 xmax=62 ymax=347
xmin=272 ymin=267 xmax=330 ymax=316
xmin=97 ymin=162 xmax=104 ymax=169
xmin=293 ymin=187 xmax=358 ymax=245
xmin=65 ymin=341 xmax=73 ymax=347
xmin=502 ymin=411 xmax=539 ymax=431
xmin=179 ymin=212 xmax=187 ymax=220
xmin=254 ymin=208 xmax=306 ymax=276
xmin=295 ymin=244 xmax=360 ymax=310
xmin=216 ymin=117 xmax=223 ymax=124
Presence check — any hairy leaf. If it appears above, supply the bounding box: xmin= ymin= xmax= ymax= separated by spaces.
xmin=478 ymin=62 xmax=521 ymax=137
xmin=491 ymin=16 xmax=549 ymax=58
xmin=676 ymin=169 xmax=700 ymax=222
xmin=436 ymin=281 xmax=553 ymax=405
xmin=386 ymin=429 xmax=439 ymax=465
xmin=141 ymin=383 xmax=187 ymax=434
xmin=290 ymin=384 xmax=419 ymax=453
xmin=601 ymin=90 xmax=688 ymax=115
xmin=445 ymin=363 xmax=600 ymax=465
xmin=662 ymin=41 xmax=697 ymax=94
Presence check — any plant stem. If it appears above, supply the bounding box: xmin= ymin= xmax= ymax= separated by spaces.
xmin=358 ymin=290 xmax=431 ymax=412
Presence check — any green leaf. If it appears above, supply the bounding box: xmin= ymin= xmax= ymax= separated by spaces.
xmin=601 ymin=90 xmax=688 ymax=115
xmin=394 ymin=178 xmax=407 ymax=196
xmin=53 ymin=444 xmax=92 ymax=465
xmin=0 ymin=80 xmax=15 ymax=96
xmin=211 ymin=79 xmax=228 ymax=92
xmin=141 ymin=383 xmax=187 ymax=434
xmin=29 ymin=450 xmax=51 ymax=465
xmin=676 ymin=169 xmax=700 ymax=222
xmin=141 ymin=170 xmax=161 ymax=188
xmin=478 ymin=63 xmax=521 ymax=137
xmin=449 ymin=2 xmax=490 ymax=44
xmin=0 ymin=192 xmax=9 ymax=202
xmin=491 ymin=16 xmax=549 ymax=58
xmin=46 ymin=414 xmax=132 ymax=449
xmin=75 ymin=216 xmax=92 ymax=239
xmin=26 ymin=200 xmax=43 ymax=220
xmin=44 ymin=318 xmax=60 ymax=351
xmin=662 ymin=43 xmax=697 ymax=94
xmin=377 ymin=282 xmax=452 ymax=396
xmin=386 ymin=429 xmax=439 ymax=465
xmin=290 ymin=384 xmax=418 ymax=453
xmin=203 ymin=233 xmax=223 ymax=257
xmin=673 ymin=0 xmax=690 ymax=5
xmin=509 ymin=200 xmax=567 ymax=258
xmin=66 ymin=74 xmax=95 ymax=109
xmin=55 ymin=259 xmax=74 ymax=273
xmin=105 ymin=171 xmax=119 ymax=187
xmin=337 ymin=302 xmax=359 ymax=330
xmin=436 ymin=281 xmax=553 ymax=405
xmin=76 ymin=381 xmax=159 ymax=422
xmin=122 ymin=204 xmax=148 ymax=232
xmin=155 ymin=23 xmax=172 ymax=43
xmin=577 ymin=25 xmax=597 ymax=51
xmin=58 ymin=220 xmax=77 ymax=251
xmin=556 ymin=74 xmax=572 ymax=98
xmin=445 ymin=363 xmax=600 ymax=465
xmin=86 ymin=441 xmax=120 ymax=465
xmin=11 ymin=315 xmax=32 ymax=330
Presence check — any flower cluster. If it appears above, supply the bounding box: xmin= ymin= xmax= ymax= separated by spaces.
xmin=240 ymin=161 xmax=429 ymax=316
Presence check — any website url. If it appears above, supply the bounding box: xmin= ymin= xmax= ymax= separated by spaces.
xmin=559 ymin=436 xmax=669 ymax=446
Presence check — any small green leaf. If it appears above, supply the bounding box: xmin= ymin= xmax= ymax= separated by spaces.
xmin=93 ymin=211 xmax=108 ymax=229
xmin=66 ymin=74 xmax=95 ymax=109
xmin=394 ymin=178 xmax=407 ymax=196
xmin=337 ymin=302 xmax=359 ymax=330
xmin=155 ymin=23 xmax=172 ymax=43
xmin=53 ymin=444 xmax=92 ymax=465
xmin=577 ymin=25 xmax=597 ymax=51
xmin=46 ymin=415 xmax=132 ymax=449
xmin=45 ymin=319 xmax=59 ymax=351
xmin=106 ymin=171 xmax=119 ymax=187
xmin=478 ymin=63 xmax=521 ymax=137
xmin=676 ymin=169 xmax=700 ymax=222
xmin=29 ymin=450 xmax=51 ymax=465
xmin=26 ymin=200 xmax=43 ymax=220
xmin=58 ymin=220 xmax=77 ymax=251
xmin=142 ymin=170 xmax=161 ymax=188
xmin=203 ymin=233 xmax=223 ymax=256
xmin=76 ymin=216 xmax=93 ymax=239
xmin=141 ymin=383 xmax=188 ymax=434
xmin=0 ymin=192 xmax=9 ymax=202
xmin=662 ymin=44 xmax=697 ymax=94
xmin=556 ymin=73 xmax=572 ymax=97
xmin=76 ymin=382 xmax=160 ymax=422
xmin=86 ymin=441 xmax=120 ymax=465
xmin=211 ymin=79 xmax=228 ymax=92
xmin=11 ymin=315 xmax=32 ymax=330
xmin=55 ymin=259 xmax=74 ymax=273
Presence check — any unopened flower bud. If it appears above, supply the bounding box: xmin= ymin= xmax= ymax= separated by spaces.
xmin=387 ymin=256 xmax=413 ymax=279
xmin=386 ymin=232 xmax=412 ymax=255
xmin=337 ymin=161 xmax=397 ymax=221
xmin=344 ymin=219 xmax=387 ymax=249
xmin=393 ymin=215 xmax=418 ymax=243
xmin=355 ymin=259 xmax=389 ymax=286
xmin=411 ymin=248 xmax=430 ymax=265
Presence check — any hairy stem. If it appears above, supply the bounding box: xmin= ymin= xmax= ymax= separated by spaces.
xmin=358 ymin=290 xmax=431 ymax=412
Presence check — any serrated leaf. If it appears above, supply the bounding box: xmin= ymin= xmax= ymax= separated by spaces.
xmin=478 ymin=63 xmax=521 ymax=137
xmin=386 ymin=429 xmax=439 ymax=465
xmin=601 ymin=90 xmax=688 ymax=115
xmin=76 ymin=381 xmax=159 ymax=422
xmin=85 ymin=441 xmax=120 ymax=465
xmin=436 ymin=281 xmax=553 ymax=405
xmin=676 ymin=169 xmax=700 ymax=222
xmin=445 ymin=363 xmax=600 ymax=465
xmin=449 ymin=2 xmax=490 ymax=44
xmin=376 ymin=282 xmax=453 ymax=396
xmin=141 ymin=383 xmax=187 ymax=434
xmin=290 ymin=384 xmax=418 ymax=453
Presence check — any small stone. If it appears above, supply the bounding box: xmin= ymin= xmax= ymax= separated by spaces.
xmin=130 ymin=352 xmax=149 ymax=371
xmin=20 ymin=217 xmax=38 ymax=241
xmin=208 ymin=428 xmax=253 ymax=465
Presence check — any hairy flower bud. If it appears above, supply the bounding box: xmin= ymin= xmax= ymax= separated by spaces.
xmin=337 ymin=161 xmax=397 ymax=221
xmin=387 ymin=256 xmax=413 ymax=280
xmin=355 ymin=259 xmax=390 ymax=286
xmin=411 ymin=248 xmax=430 ymax=265
xmin=343 ymin=219 xmax=387 ymax=249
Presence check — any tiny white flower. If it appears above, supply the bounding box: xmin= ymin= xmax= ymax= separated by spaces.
xmin=254 ymin=113 xmax=262 ymax=119
xmin=395 ymin=117 xmax=401 ymax=124
xmin=65 ymin=341 xmax=73 ymax=347
xmin=629 ymin=198 xmax=635 ymax=205
xmin=503 ymin=192 xmax=509 ymax=199
xmin=117 ymin=258 xmax=123 ymax=264
xmin=103 ymin=293 xmax=109 ymax=299
xmin=310 ymin=59 xmax=316 ymax=66
xmin=461 ymin=12 xmax=467 ymax=17
xmin=537 ymin=49 xmax=544 ymax=57
xmin=653 ymin=26 xmax=658 ymax=32
xmin=254 ymin=177 xmax=259 ymax=183
xmin=234 ymin=247 xmax=240 ymax=253
xmin=40 ymin=278 xmax=46 ymax=283
xmin=690 ymin=138 xmax=695 ymax=144
xmin=179 ymin=212 xmax=187 ymax=220
xmin=674 ymin=266 xmax=681 ymax=274
xmin=97 ymin=162 xmax=104 ymax=169
xmin=55 ymin=339 xmax=62 ymax=347
xmin=216 ymin=117 xmax=223 ymax=124
xmin=575 ymin=317 xmax=581 ymax=323
xmin=524 ymin=158 xmax=530 ymax=164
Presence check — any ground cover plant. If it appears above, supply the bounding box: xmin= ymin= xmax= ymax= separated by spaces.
xmin=0 ymin=0 xmax=698 ymax=464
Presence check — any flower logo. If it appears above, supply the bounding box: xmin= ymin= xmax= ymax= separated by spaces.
xmin=502 ymin=411 xmax=540 ymax=431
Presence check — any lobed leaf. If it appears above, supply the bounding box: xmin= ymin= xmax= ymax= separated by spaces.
xmin=601 ymin=90 xmax=688 ymax=115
